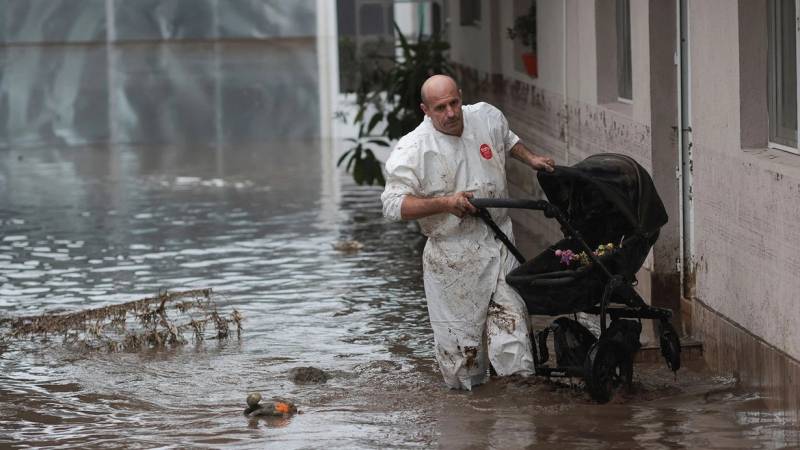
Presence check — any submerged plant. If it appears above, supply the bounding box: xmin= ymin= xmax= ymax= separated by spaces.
xmin=5 ymin=289 xmax=242 ymax=352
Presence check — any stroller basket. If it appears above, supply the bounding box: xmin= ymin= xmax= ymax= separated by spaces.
xmin=508 ymin=232 xmax=657 ymax=315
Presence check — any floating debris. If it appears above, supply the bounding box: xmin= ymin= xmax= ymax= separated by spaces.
xmin=247 ymin=392 xmax=263 ymax=408
xmin=3 ymin=289 xmax=242 ymax=352
xmin=244 ymin=392 xmax=297 ymax=417
xmin=332 ymin=240 xmax=364 ymax=252
xmin=288 ymin=366 xmax=329 ymax=384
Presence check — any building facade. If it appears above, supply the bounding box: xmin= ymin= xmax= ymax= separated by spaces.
xmin=437 ymin=0 xmax=799 ymax=414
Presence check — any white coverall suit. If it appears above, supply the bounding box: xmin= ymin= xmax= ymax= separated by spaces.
xmin=381 ymin=102 xmax=535 ymax=390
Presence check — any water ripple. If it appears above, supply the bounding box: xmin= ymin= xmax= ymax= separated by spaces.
xmin=1 ymin=138 xmax=797 ymax=448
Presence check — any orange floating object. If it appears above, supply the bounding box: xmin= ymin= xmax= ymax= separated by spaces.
xmin=244 ymin=394 xmax=298 ymax=417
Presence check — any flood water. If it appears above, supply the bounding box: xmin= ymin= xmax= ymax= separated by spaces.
xmin=1 ymin=40 xmax=798 ymax=449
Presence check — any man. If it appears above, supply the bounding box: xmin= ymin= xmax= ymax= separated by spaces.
xmin=381 ymin=74 xmax=555 ymax=390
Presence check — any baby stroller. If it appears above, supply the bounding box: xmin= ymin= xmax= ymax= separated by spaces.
xmin=469 ymin=153 xmax=681 ymax=403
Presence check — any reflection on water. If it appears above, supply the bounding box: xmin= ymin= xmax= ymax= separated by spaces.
xmin=0 ymin=137 xmax=433 ymax=447
xmin=0 ymin=41 xmax=798 ymax=449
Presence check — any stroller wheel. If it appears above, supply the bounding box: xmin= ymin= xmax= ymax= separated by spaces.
xmin=584 ymin=339 xmax=626 ymax=404
xmin=659 ymin=321 xmax=681 ymax=372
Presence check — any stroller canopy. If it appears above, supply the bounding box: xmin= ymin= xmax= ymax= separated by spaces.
xmin=537 ymin=153 xmax=668 ymax=240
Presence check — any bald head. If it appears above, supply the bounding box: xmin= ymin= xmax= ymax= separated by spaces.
xmin=420 ymin=74 xmax=460 ymax=106
xmin=420 ymin=75 xmax=464 ymax=136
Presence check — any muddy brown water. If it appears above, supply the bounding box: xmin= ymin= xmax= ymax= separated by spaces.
xmin=1 ymin=41 xmax=798 ymax=449
xmin=1 ymin=144 xmax=797 ymax=449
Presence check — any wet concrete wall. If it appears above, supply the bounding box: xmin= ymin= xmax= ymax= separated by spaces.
xmin=694 ymin=299 xmax=800 ymax=419
xmin=646 ymin=0 xmax=681 ymax=321
xmin=689 ymin=0 xmax=800 ymax=363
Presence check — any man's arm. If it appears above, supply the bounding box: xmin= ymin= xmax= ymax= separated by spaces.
xmin=509 ymin=142 xmax=555 ymax=172
xmin=400 ymin=191 xmax=477 ymax=220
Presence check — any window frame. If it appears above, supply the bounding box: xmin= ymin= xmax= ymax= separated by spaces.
xmin=512 ymin=0 xmax=536 ymax=76
xmin=459 ymin=0 xmax=481 ymax=27
xmin=767 ymin=0 xmax=800 ymax=155
xmin=616 ymin=0 xmax=632 ymax=103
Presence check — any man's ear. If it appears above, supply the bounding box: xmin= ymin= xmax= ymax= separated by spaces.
xmin=420 ymin=102 xmax=428 ymax=116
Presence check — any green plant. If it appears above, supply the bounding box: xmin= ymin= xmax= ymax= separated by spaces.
xmin=337 ymin=122 xmax=388 ymax=186
xmin=337 ymin=24 xmax=453 ymax=186
xmin=507 ymin=4 xmax=537 ymax=52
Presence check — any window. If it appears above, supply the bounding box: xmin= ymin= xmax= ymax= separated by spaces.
xmin=338 ymin=0 xmax=356 ymax=37
xmin=616 ymin=0 xmax=632 ymax=102
xmin=460 ymin=0 xmax=481 ymax=27
xmin=768 ymin=0 xmax=798 ymax=151
xmin=432 ymin=2 xmax=442 ymax=38
xmin=359 ymin=3 xmax=386 ymax=35
xmin=596 ymin=0 xmax=632 ymax=106
xmin=512 ymin=0 xmax=537 ymax=77
xmin=336 ymin=0 xmax=394 ymax=93
xmin=393 ymin=0 xmax=445 ymax=40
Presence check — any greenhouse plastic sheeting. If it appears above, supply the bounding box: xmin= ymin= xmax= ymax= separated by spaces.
xmin=0 ymin=0 xmax=318 ymax=148
xmin=2 ymin=0 xmax=316 ymax=43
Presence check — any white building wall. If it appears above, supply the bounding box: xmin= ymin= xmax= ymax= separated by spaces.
xmin=446 ymin=0 xmax=654 ymax=163
xmin=689 ymin=0 xmax=800 ymax=361
xmin=446 ymin=0 xmax=664 ymax=324
xmin=440 ymin=0 xmax=800 ymax=388
xmin=566 ymin=0 xmax=598 ymax=106
xmin=447 ymin=0 xmax=493 ymax=74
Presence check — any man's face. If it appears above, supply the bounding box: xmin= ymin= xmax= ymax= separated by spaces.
xmin=421 ymin=88 xmax=463 ymax=136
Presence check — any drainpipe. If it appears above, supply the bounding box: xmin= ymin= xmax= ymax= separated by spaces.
xmin=563 ymin=0 xmax=569 ymax=165
xmin=677 ymin=0 xmax=695 ymax=299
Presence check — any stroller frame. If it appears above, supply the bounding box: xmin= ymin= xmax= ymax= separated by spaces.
xmin=469 ymin=197 xmax=681 ymax=403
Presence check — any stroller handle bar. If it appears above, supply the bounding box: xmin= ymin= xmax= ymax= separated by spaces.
xmin=469 ymin=198 xmax=565 ymax=223
xmin=468 ymin=198 xmax=550 ymax=211
xmin=469 ymin=197 xmax=615 ymax=280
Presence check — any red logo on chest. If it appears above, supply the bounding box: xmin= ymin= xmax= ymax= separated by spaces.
xmin=479 ymin=143 xmax=493 ymax=160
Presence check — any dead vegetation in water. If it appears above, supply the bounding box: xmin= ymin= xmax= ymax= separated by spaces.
xmin=3 ymin=288 xmax=242 ymax=352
